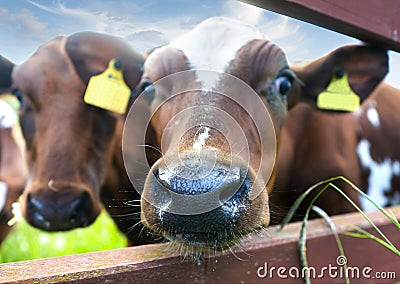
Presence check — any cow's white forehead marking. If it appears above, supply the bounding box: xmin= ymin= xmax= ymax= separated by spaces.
xmin=366 ymin=100 xmax=380 ymax=128
xmin=357 ymin=139 xmax=400 ymax=211
xmin=0 ymin=100 xmax=17 ymax=129
xmin=169 ymin=17 xmax=262 ymax=89
xmin=193 ymin=126 xmax=211 ymax=151
xmin=0 ymin=181 xmax=8 ymax=212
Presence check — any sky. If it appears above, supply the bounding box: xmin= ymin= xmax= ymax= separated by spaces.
xmin=0 ymin=0 xmax=399 ymax=88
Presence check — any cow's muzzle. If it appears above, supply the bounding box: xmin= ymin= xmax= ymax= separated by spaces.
xmin=142 ymin=149 xmax=257 ymax=248
xmin=22 ymin=184 xmax=100 ymax=231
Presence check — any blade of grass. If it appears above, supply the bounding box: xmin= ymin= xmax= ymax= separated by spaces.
xmin=312 ymin=205 xmax=349 ymax=284
xmin=338 ymin=177 xmax=400 ymax=229
xmin=343 ymin=226 xmax=400 ymax=255
xmin=329 ymin=183 xmax=399 ymax=256
xmin=280 ymin=176 xmax=399 ymax=256
xmin=279 ymin=176 xmax=343 ymax=230
xmin=299 ymin=183 xmax=331 ymax=284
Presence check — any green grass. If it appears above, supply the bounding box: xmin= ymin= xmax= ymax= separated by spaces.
xmin=0 ymin=210 xmax=128 ymax=263
xmin=279 ymin=176 xmax=400 ymax=284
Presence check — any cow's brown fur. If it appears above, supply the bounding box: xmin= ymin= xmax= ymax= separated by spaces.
xmin=8 ymin=33 xmax=151 ymax=245
xmin=271 ymin=45 xmax=388 ymax=223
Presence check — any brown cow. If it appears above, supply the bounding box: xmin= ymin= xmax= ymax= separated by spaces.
xmin=0 ymin=96 xmax=28 ymax=243
xmin=271 ymin=45 xmax=390 ymax=223
xmin=124 ymin=17 xmax=388 ymax=251
xmin=1 ymin=33 xmax=152 ymax=245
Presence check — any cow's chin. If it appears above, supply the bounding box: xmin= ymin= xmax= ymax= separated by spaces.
xmin=141 ymin=192 xmax=270 ymax=252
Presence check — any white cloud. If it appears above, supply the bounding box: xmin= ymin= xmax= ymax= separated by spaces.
xmin=221 ymin=0 xmax=307 ymax=61
xmin=0 ymin=7 xmax=47 ymax=38
xmin=222 ymin=0 xmax=264 ymax=26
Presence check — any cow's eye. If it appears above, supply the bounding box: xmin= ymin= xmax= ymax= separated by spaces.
xmin=274 ymin=76 xmax=292 ymax=96
xmin=138 ymin=79 xmax=156 ymax=102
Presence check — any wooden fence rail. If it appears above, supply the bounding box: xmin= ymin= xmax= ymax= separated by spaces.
xmin=241 ymin=0 xmax=400 ymax=52
xmin=0 ymin=206 xmax=399 ymax=283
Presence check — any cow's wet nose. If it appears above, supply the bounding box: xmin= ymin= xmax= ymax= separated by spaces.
xmin=145 ymin=151 xmax=249 ymax=216
xmin=25 ymin=190 xmax=96 ymax=231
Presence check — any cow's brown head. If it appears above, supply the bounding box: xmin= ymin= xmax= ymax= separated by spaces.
xmin=9 ymin=32 xmax=144 ymax=231
xmin=123 ymin=18 xmax=298 ymax=251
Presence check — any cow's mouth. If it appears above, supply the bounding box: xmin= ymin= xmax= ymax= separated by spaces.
xmin=164 ymin=231 xmax=242 ymax=249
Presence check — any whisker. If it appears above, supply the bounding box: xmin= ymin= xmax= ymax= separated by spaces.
xmin=228 ymin=246 xmax=246 ymax=262
xmin=137 ymin=144 xmax=164 ymax=157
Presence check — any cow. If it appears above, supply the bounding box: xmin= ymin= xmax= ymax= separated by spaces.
xmin=0 ymin=56 xmax=28 ymax=243
xmin=0 ymin=33 xmax=154 ymax=245
xmin=124 ymin=17 xmax=388 ymax=252
xmin=270 ymin=45 xmax=390 ymax=224
xmin=356 ymin=83 xmax=400 ymax=210
xmin=0 ymin=95 xmax=28 ymax=243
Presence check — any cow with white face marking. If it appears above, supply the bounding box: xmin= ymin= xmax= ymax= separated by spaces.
xmin=123 ymin=17 xmax=388 ymax=251
xmin=270 ymin=45 xmax=389 ymax=223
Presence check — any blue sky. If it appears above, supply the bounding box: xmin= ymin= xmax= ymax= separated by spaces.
xmin=0 ymin=0 xmax=399 ymax=87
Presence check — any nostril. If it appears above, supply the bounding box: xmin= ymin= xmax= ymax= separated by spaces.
xmin=27 ymin=193 xmax=44 ymax=211
xmin=69 ymin=191 xmax=90 ymax=223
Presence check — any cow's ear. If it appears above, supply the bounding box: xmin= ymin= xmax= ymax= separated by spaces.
xmin=340 ymin=45 xmax=388 ymax=103
xmin=291 ymin=44 xmax=388 ymax=111
xmin=65 ymin=32 xmax=145 ymax=90
xmin=0 ymin=55 xmax=14 ymax=91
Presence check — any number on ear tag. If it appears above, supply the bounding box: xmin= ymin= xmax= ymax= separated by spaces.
xmin=84 ymin=59 xmax=131 ymax=114
xmin=317 ymin=72 xmax=360 ymax=112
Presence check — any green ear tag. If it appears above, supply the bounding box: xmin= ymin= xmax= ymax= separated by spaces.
xmin=84 ymin=59 xmax=130 ymax=114
xmin=317 ymin=72 xmax=360 ymax=112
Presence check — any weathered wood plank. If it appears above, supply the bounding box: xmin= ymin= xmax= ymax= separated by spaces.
xmin=241 ymin=0 xmax=400 ymax=52
xmin=0 ymin=206 xmax=399 ymax=283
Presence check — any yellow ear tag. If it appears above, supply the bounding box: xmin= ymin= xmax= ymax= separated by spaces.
xmin=84 ymin=59 xmax=130 ymax=114
xmin=317 ymin=72 xmax=360 ymax=112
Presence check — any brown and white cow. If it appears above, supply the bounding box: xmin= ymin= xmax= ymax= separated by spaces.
xmin=0 ymin=96 xmax=28 ymax=243
xmin=0 ymin=56 xmax=28 ymax=243
xmin=0 ymin=33 xmax=153 ymax=245
xmin=125 ymin=17 xmax=388 ymax=250
xmin=270 ymin=45 xmax=389 ymax=223
xmin=356 ymin=83 xmax=400 ymax=210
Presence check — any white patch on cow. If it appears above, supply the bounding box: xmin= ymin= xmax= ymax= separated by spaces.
xmin=0 ymin=100 xmax=17 ymax=129
xmin=0 ymin=181 xmax=8 ymax=212
xmin=169 ymin=17 xmax=262 ymax=89
xmin=357 ymin=139 xmax=400 ymax=211
xmin=193 ymin=127 xmax=211 ymax=151
xmin=366 ymin=104 xmax=380 ymax=128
